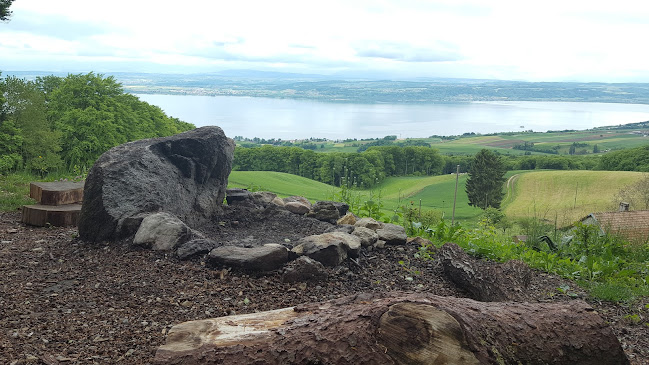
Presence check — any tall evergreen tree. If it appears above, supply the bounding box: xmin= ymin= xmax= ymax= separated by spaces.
xmin=465 ymin=149 xmax=507 ymax=209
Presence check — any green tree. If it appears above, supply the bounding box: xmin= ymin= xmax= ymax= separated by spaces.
xmin=0 ymin=0 xmax=14 ymax=21
xmin=465 ymin=149 xmax=506 ymax=209
xmin=2 ymin=76 xmax=62 ymax=173
xmin=593 ymin=144 xmax=600 ymax=153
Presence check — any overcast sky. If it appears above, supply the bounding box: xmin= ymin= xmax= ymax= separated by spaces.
xmin=2 ymin=0 xmax=649 ymax=82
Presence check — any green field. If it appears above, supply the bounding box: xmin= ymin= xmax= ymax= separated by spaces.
xmin=228 ymin=171 xmax=338 ymax=201
xmin=247 ymin=128 xmax=649 ymax=156
xmin=503 ymin=170 xmax=645 ymax=226
xmin=229 ymin=169 xmax=648 ymax=228
xmin=228 ymin=171 xmax=486 ymax=223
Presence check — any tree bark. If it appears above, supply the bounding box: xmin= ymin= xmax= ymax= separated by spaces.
xmin=440 ymin=242 xmax=532 ymax=301
xmin=154 ymin=292 xmax=628 ymax=365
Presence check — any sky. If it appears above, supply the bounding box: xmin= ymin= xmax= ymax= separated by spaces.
xmin=2 ymin=0 xmax=649 ymax=82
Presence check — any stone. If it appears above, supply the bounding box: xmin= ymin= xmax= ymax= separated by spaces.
xmin=207 ymin=244 xmax=289 ymax=272
xmin=225 ymin=188 xmax=252 ymax=204
xmin=352 ymin=226 xmax=379 ymax=247
xmin=283 ymin=196 xmax=312 ymax=208
xmin=337 ymin=212 xmax=357 ymax=225
xmin=271 ymin=197 xmax=285 ymax=207
xmin=176 ymin=239 xmax=220 ymax=260
xmin=291 ymin=232 xmax=361 ymax=266
xmin=324 ymin=224 xmax=355 ymax=234
xmin=330 ymin=201 xmax=350 ymax=217
xmin=284 ymin=202 xmax=311 ymax=215
xmin=79 ymin=126 xmax=234 ymax=242
xmin=374 ymin=240 xmax=386 ymax=249
xmin=376 ymin=223 xmax=407 ymax=245
xmin=354 ymin=217 xmax=384 ymax=231
xmin=251 ymin=191 xmax=278 ymax=206
xmin=407 ymin=236 xmax=436 ymax=251
xmin=307 ymin=201 xmax=341 ymax=223
xmin=281 ymin=256 xmax=329 ymax=283
xmin=133 ymin=212 xmax=193 ymax=251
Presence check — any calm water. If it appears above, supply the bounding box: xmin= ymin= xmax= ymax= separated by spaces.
xmin=135 ymin=94 xmax=649 ymax=140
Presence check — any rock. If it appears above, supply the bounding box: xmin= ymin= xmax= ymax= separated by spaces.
xmin=291 ymin=232 xmax=361 ymax=266
xmin=337 ymin=212 xmax=357 ymax=225
xmin=281 ymin=256 xmax=329 ymax=283
xmin=307 ymin=201 xmax=341 ymax=223
xmin=330 ymin=201 xmax=349 ymax=217
xmin=225 ymin=188 xmax=252 ymax=204
xmin=207 ymin=244 xmax=289 ymax=272
xmin=376 ymin=223 xmax=407 ymax=245
xmin=283 ymin=196 xmax=312 ymax=208
xmin=271 ymin=197 xmax=285 ymax=207
xmin=284 ymin=202 xmax=310 ymax=215
xmin=251 ymin=191 xmax=278 ymax=206
xmin=352 ymin=226 xmax=379 ymax=247
xmin=354 ymin=217 xmax=384 ymax=231
xmin=176 ymin=239 xmax=219 ymax=260
xmin=133 ymin=213 xmax=193 ymax=251
xmin=407 ymin=236 xmax=436 ymax=251
xmin=374 ymin=240 xmax=386 ymax=249
xmin=324 ymin=224 xmax=355 ymax=234
xmin=79 ymin=126 xmax=234 ymax=242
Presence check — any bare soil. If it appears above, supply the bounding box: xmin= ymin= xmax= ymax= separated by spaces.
xmin=1 ymin=209 xmax=647 ymax=365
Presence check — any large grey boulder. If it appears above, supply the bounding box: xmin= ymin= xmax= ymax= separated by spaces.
xmin=376 ymin=223 xmax=407 ymax=245
xmin=207 ymin=244 xmax=289 ymax=272
xmin=133 ymin=212 xmax=193 ymax=250
xmin=291 ymin=232 xmax=361 ymax=266
xmin=79 ymin=127 xmax=234 ymax=242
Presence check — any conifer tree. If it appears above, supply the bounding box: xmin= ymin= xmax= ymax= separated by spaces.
xmin=465 ymin=149 xmax=506 ymax=209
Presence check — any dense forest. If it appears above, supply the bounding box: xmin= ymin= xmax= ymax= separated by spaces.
xmin=0 ymin=72 xmax=194 ymax=174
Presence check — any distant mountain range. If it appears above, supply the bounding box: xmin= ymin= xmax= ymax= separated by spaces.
xmin=6 ymin=70 xmax=649 ymax=104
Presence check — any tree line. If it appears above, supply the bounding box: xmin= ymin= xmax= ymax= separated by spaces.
xmin=234 ymin=144 xmax=625 ymax=187
xmin=0 ymin=72 xmax=194 ymax=174
xmin=234 ymin=145 xmax=444 ymax=187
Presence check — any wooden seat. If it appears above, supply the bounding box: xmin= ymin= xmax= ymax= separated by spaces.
xmin=22 ymin=181 xmax=85 ymax=227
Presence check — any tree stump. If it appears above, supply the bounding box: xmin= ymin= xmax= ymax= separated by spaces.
xmin=29 ymin=181 xmax=84 ymax=205
xmin=21 ymin=181 xmax=84 ymax=227
xmin=154 ymin=292 xmax=628 ymax=365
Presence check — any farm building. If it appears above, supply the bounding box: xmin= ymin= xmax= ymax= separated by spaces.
xmin=578 ymin=203 xmax=649 ymax=243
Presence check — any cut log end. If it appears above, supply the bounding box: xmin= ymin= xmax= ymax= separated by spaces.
xmin=378 ymin=302 xmax=479 ymax=365
xmin=21 ymin=204 xmax=81 ymax=227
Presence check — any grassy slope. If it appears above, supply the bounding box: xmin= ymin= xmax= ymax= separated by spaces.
xmin=228 ymin=171 xmax=487 ymax=222
xmin=228 ymin=171 xmax=337 ymax=201
xmin=503 ymin=170 xmax=645 ymax=226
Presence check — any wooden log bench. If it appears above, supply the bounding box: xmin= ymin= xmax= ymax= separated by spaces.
xmin=21 ymin=181 xmax=84 ymax=227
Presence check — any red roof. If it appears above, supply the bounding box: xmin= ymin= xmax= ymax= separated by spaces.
xmin=582 ymin=210 xmax=649 ymax=243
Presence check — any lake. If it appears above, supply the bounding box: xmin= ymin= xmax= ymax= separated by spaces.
xmin=135 ymin=94 xmax=649 ymax=140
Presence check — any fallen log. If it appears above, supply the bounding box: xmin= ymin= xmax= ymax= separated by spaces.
xmin=440 ymin=242 xmax=531 ymax=301
xmin=154 ymin=292 xmax=628 ymax=365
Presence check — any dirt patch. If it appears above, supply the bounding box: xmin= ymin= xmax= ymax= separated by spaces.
xmin=1 ymin=210 xmax=647 ymax=364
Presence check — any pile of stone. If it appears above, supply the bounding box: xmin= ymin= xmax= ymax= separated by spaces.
xmin=77 ymin=126 xmax=409 ymax=280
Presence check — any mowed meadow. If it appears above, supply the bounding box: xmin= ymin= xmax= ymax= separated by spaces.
xmin=229 ymin=169 xmax=646 ymax=227
xmin=503 ymin=170 xmax=646 ymax=226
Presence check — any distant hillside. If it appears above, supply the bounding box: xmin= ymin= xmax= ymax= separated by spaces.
xmin=7 ymin=71 xmax=649 ymax=104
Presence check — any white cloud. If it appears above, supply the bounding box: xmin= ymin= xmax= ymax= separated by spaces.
xmin=1 ymin=0 xmax=649 ymax=81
